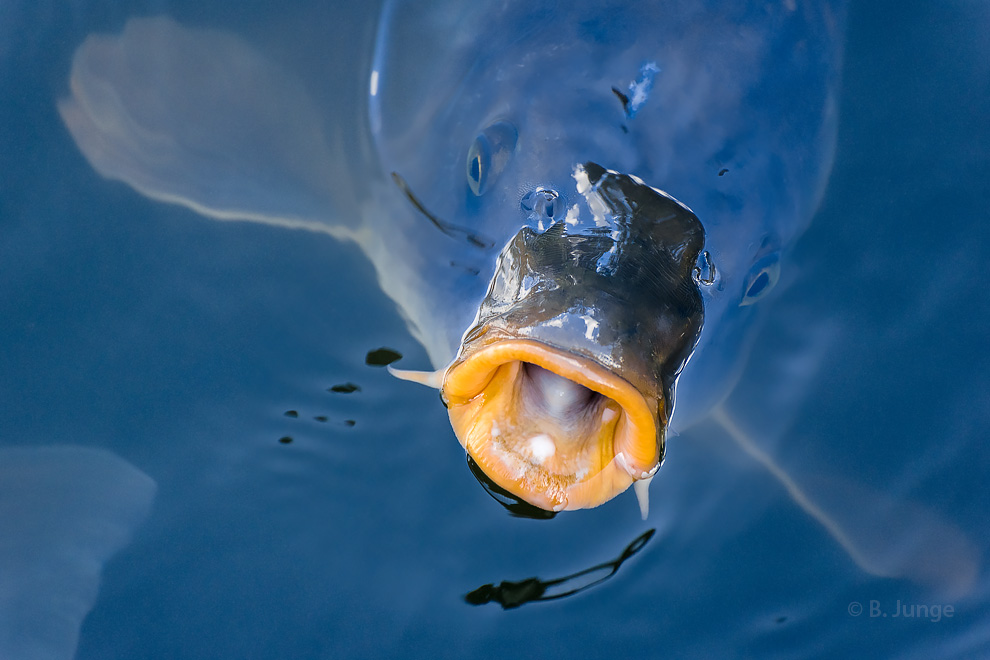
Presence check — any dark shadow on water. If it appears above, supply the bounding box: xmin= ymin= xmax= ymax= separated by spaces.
xmin=365 ymin=347 xmax=403 ymax=366
xmin=328 ymin=382 xmax=361 ymax=393
xmin=464 ymin=528 xmax=656 ymax=609
xmin=466 ymin=455 xmax=556 ymax=520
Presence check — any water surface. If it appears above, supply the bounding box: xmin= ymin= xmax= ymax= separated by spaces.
xmin=1 ymin=1 xmax=988 ymax=658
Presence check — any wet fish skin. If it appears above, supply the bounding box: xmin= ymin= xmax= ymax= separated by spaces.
xmin=370 ymin=0 xmax=846 ymax=429
xmin=459 ymin=163 xmax=706 ymax=430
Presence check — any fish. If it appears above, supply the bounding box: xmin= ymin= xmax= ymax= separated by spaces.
xmin=59 ymin=3 xmax=843 ymax=514
xmin=371 ymin=0 xmax=844 ymax=514
xmin=57 ymin=3 xmax=977 ymax=595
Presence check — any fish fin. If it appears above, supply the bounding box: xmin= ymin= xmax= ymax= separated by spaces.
xmin=58 ymin=17 xmax=353 ymax=239
xmin=0 ymin=446 xmax=156 ymax=660
xmin=387 ymin=365 xmax=445 ymax=390
xmin=633 ymin=476 xmax=653 ymax=520
xmin=712 ymin=406 xmax=979 ymax=597
xmin=712 ymin=405 xmax=882 ymax=575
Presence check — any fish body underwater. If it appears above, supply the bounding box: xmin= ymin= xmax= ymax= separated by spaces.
xmin=59 ymin=1 xmax=845 ymax=513
xmin=372 ymin=0 xmax=844 ymax=512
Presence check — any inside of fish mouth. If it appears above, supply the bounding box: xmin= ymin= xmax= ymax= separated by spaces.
xmin=484 ymin=360 xmax=622 ymax=474
xmin=445 ymin=338 xmax=660 ymax=507
xmin=519 ymin=362 xmax=605 ymax=421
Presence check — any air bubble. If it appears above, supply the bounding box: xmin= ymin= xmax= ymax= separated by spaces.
xmin=693 ymin=250 xmax=717 ymax=286
xmin=520 ymin=188 xmax=561 ymax=222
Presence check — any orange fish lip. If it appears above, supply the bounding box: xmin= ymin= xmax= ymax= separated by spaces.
xmin=443 ymin=338 xmax=663 ymax=512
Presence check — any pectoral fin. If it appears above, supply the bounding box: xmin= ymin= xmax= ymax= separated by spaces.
xmin=59 ymin=17 xmax=352 ymax=238
xmin=713 ymin=406 xmax=979 ymax=597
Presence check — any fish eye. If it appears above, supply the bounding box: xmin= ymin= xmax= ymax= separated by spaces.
xmin=739 ymin=252 xmax=781 ymax=306
xmin=466 ymin=120 xmax=518 ymax=196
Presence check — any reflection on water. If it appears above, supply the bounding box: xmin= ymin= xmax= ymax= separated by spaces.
xmin=466 ymin=528 xmax=655 ymax=609
xmin=1 ymin=1 xmax=989 ymax=659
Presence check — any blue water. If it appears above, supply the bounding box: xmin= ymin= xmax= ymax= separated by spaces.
xmin=2 ymin=1 xmax=989 ymax=659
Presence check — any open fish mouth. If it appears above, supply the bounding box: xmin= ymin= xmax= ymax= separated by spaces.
xmin=392 ymin=163 xmax=704 ymax=515
xmin=444 ymin=339 xmax=661 ymax=512
xmin=394 ymin=163 xmax=706 ymax=515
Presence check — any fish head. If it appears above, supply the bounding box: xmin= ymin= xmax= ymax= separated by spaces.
xmin=371 ymin=3 xmax=793 ymax=513
xmin=442 ymin=163 xmax=705 ymax=512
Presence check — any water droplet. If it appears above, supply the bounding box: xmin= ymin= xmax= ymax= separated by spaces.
xmin=520 ymin=188 xmax=561 ymax=223
xmin=693 ymin=250 xmax=716 ymax=286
